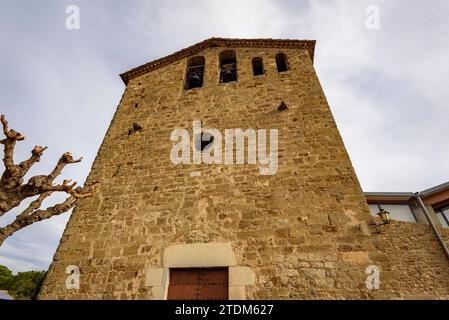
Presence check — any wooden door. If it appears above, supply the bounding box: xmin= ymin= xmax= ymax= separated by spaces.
xmin=167 ymin=268 xmax=228 ymax=300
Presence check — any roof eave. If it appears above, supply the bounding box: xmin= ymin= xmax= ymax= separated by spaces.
xmin=420 ymin=181 xmax=449 ymax=197
xmin=364 ymin=181 xmax=449 ymax=206
xmin=364 ymin=192 xmax=414 ymax=205
xmin=119 ymin=37 xmax=316 ymax=85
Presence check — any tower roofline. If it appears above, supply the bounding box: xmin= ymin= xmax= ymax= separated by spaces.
xmin=119 ymin=37 xmax=316 ymax=85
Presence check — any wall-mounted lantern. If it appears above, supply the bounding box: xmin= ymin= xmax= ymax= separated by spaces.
xmin=370 ymin=205 xmax=391 ymax=233
xmin=376 ymin=207 xmax=390 ymax=225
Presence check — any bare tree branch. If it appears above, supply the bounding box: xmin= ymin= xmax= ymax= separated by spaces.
xmin=0 ymin=114 xmax=99 ymax=244
xmin=0 ymin=195 xmax=77 ymax=246
xmin=1 ymin=114 xmax=25 ymax=171
xmin=47 ymin=152 xmax=82 ymax=182
xmin=0 ymin=181 xmax=98 ymax=246
xmin=18 ymin=145 xmax=48 ymax=176
xmin=16 ymin=192 xmax=52 ymax=220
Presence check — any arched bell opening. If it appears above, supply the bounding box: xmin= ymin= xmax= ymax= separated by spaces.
xmin=185 ymin=56 xmax=205 ymax=90
xmin=219 ymin=50 xmax=237 ymax=83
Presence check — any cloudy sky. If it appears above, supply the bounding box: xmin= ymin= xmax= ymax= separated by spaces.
xmin=0 ymin=0 xmax=448 ymax=273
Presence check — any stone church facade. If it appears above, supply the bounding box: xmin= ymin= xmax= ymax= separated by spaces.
xmin=38 ymin=38 xmax=449 ymax=299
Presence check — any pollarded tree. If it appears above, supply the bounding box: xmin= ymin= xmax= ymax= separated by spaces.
xmin=0 ymin=114 xmax=97 ymax=246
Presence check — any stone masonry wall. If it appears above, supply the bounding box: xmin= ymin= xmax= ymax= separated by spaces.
xmin=369 ymin=221 xmax=449 ymax=299
xmin=38 ymin=45 xmax=449 ymax=299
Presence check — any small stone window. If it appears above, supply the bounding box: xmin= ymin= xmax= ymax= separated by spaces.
xmin=219 ymin=50 xmax=237 ymax=83
xmin=275 ymin=52 xmax=289 ymax=72
xmin=252 ymin=57 xmax=264 ymax=76
xmin=185 ymin=56 xmax=205 ymax=90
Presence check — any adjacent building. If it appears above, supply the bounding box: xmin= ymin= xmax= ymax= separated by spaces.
xmin=366 ymin=181 xmax=449 ymax=228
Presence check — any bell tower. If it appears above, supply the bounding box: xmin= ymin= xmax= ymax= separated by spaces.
xmin=39 ymin=38 xmax=374 ymax=300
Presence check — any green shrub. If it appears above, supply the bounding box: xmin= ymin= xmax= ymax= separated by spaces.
xmin=0 ymin=265 xmax=46 ymax=300
xmin=0 ymin=265 xmax=14 ymax=289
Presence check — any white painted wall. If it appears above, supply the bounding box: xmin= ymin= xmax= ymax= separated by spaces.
xmin=436 ymin=208 xmax=449 ymax=228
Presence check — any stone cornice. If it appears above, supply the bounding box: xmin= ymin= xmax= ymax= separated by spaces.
xmin=120 ymin=37 xmax=316 ymax=85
